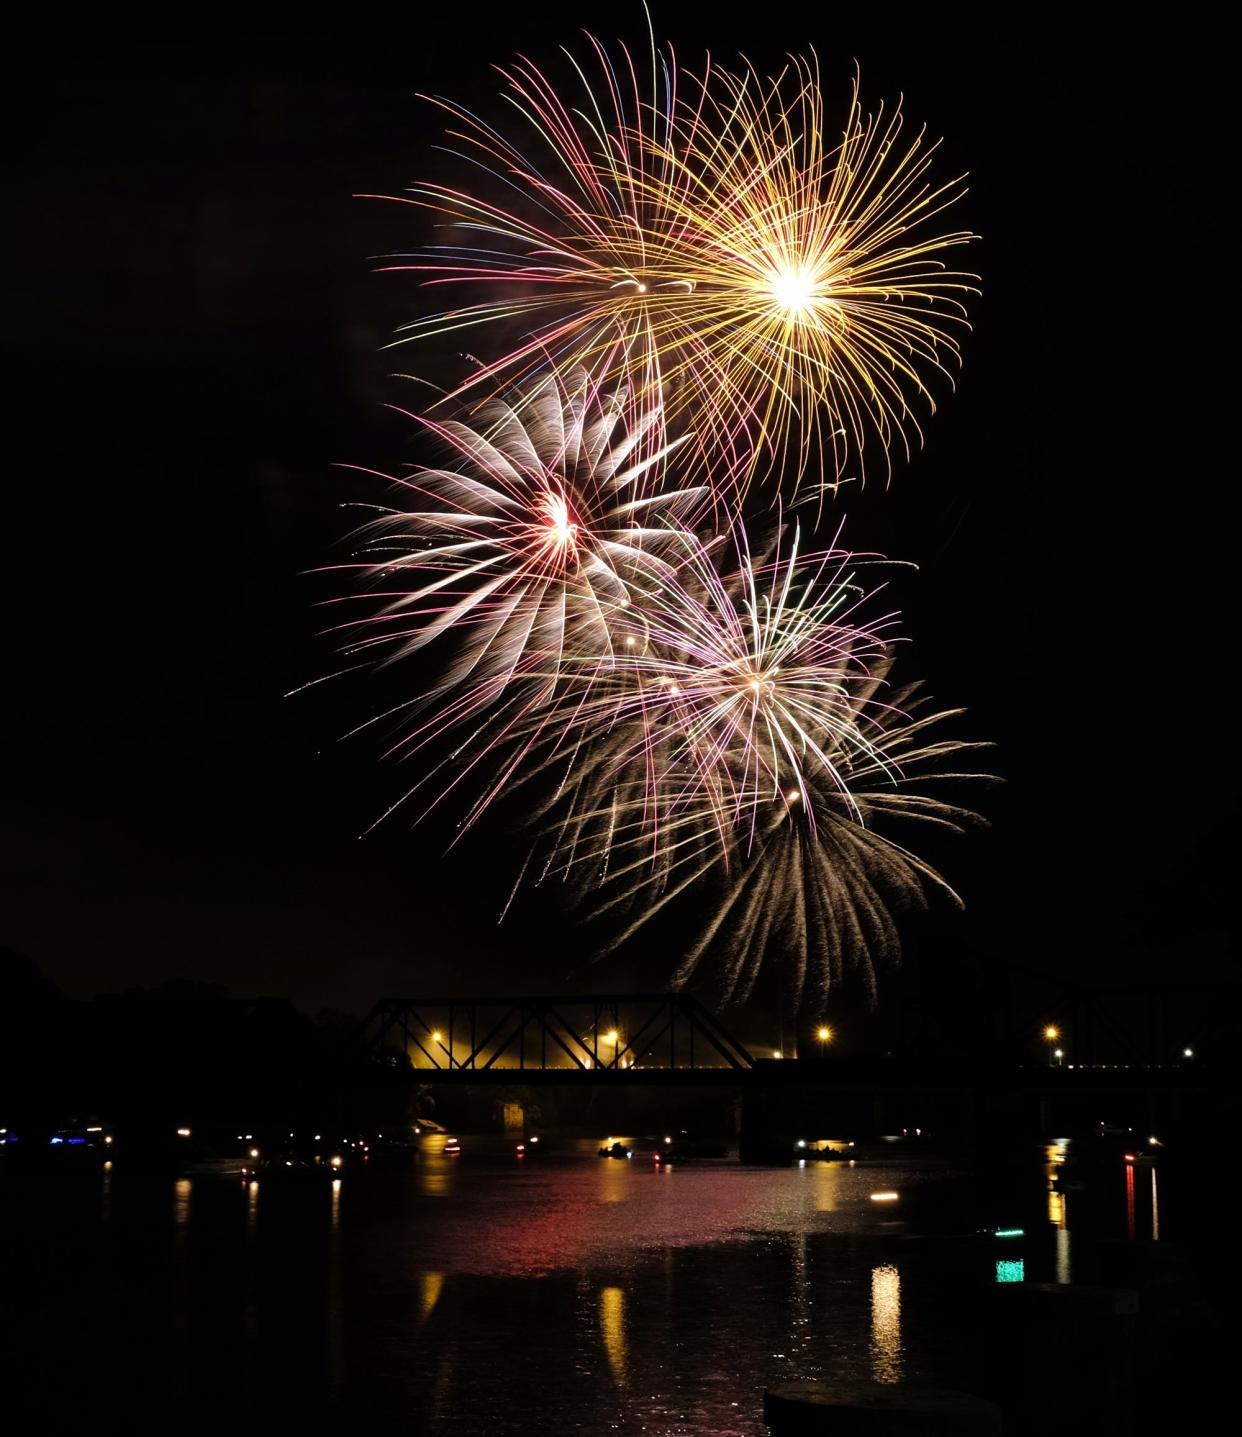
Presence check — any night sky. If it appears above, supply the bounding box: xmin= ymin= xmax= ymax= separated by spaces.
xmin=3 ymin=12 xmax=1233 ymax=1015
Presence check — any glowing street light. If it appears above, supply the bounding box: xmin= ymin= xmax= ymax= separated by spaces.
xmin=1043 ymin=1025 xmax=1060 ymax=1066
xmin=816 ymin=1025 xmax=833 ymax=1054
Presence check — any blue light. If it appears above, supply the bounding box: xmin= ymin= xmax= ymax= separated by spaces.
xmin=67 ymin=1137 xmax=86 ymax=1145
xmin=49 ymin=1136 xmax=64 ymax=1145
xmin=995 ymin=1258 xmax=1025 ymax=1283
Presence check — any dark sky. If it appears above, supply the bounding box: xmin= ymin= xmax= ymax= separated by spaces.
xmin=3 ymin=12 xmax=1234 ymax=1014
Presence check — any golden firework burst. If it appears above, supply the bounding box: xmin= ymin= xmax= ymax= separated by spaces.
xmin=376 ymin=45 xmax=976 ymax=500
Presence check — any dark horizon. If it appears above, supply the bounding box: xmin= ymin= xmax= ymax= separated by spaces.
xmin=3 ymin=12 xmax=1234 ymax=1016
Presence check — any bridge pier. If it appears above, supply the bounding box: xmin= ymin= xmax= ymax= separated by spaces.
xmin=738 ymin=1082 xmax=793 ymax=1164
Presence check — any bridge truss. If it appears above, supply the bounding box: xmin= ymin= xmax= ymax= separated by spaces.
xmin=356 ymin=993 xmax=754 ymax=1080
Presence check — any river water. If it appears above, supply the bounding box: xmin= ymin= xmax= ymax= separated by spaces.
xmin=0 ymin=1138 xmax=1209 ymax=1432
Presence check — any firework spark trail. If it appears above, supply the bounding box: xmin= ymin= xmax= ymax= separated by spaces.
xmin=647 ymin=53 xmax=977 ymax=497
xmin=606 ymin=521 xmax=907 ymax=830
xmin=314 ymin=370 xmax=707 ymax=826
xmin=527 ymin=674 xmax=991 ymax=1007
xmin=371 ymin=39 xmax=975 ymax=498
xmin=488 ymin=521 xmax=909 ymax=864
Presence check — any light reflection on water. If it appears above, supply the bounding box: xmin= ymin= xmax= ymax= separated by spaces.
xmin=600 ymin=1284 xmax=627 ymax=1384
xmin=813 ymin=1160 xmax=840 ymax=1212
xmin=173 ymin=1176 xmax=192 ymax=1228
xmin=419 ymin=1270 xmax=444 ymax=1325
xmin=243 ymin=1178 xmax=259 ymax=1359
xmin=378 ymin=1150 xmax=931 ymax=1279
xmin=1046 ymin=1148 xmax=1072 ymax=1284
xmin=1151 ymin=1165 xmax=1160 ymax=1241
xmin=0 ymin=1141 xmax=1174 ymax=1432
xmin=1055 ymin=1226 xmax=1071 ymax=1285
xmin=327 ymin=1176 xmax=344 ymax=1394
xmin=870 ymin=1264 xmax=902 ymax=1383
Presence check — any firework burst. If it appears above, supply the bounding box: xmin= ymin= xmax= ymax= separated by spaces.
xmin=316 ymin=20 xmax=991 ymax=1011
xmin=505 ymin=521 xmax=903 ymax=856
xmin=320 ymin=369 xmax=704 ymax=825
xmin=603 ymin=521 xmax=904 ymax=832
xmin=373 ymin=42 xmax=975 ymax=498
xmin=651 ymin=53 xmax=977 ymax=495
xmin=485 ymin=523 xmax=989 ymax=1005
xmin=529 ymin=663 xmax=989 ymax=1008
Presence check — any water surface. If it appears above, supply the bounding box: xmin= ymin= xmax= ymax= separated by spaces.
xmin=0 ymin=1141 xmax=1186 ymax=1432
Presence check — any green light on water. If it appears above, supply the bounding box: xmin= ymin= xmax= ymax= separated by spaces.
xmin=995 ymin=1258 xmax=1025 ymax=1283
xmin=994 ymin=1228 xmax=1025 ymax=1239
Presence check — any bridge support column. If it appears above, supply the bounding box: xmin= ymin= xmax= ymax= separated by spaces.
xmin=738 ymin=1082 xmax=792 ymax=1164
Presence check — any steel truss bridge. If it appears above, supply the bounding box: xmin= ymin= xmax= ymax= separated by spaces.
xmin=356 ymin=993 xmax=754 ymax=1084
xmin=353 ymin=985 xmax=1232 ymax=1102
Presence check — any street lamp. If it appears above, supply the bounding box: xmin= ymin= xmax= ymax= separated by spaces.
xmin=1053 ymin=1047 xmax=1064 ymax=1068
xmin=816 ymin=1025 xmax=833 ymax=1054
xmin=1043 ymin=1025 xmax=1060 ymax=1066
